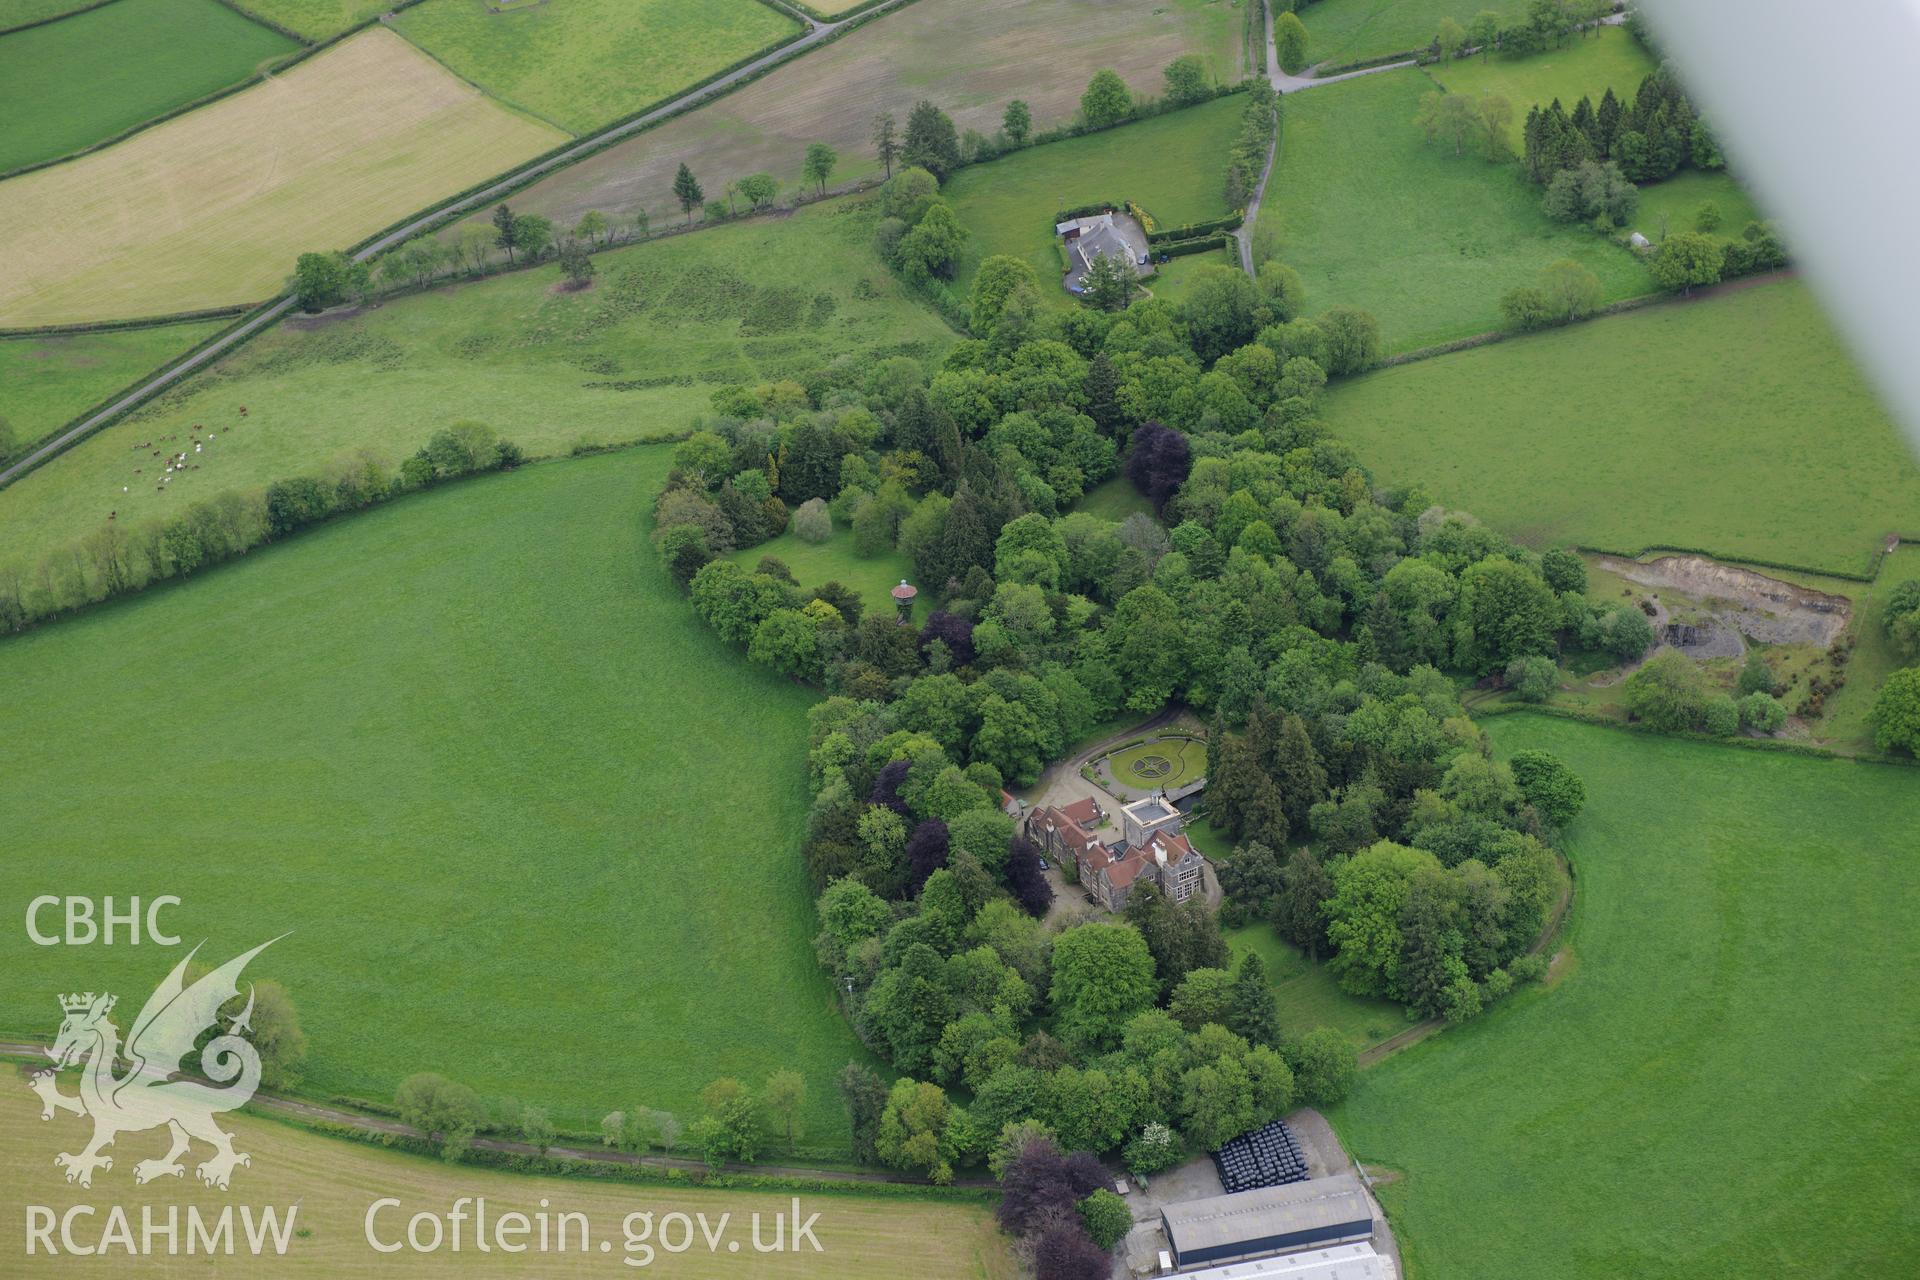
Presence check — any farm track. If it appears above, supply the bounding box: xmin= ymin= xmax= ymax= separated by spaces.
xmin=0 ymin=1046 xmax=993 ymax=1187
xmin=0 ymin=0 xmax=919 ymax=492
xmin=1233 ymin=0 xmax=1415 ymax=273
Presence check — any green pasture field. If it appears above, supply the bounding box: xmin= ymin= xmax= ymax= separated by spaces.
xmin=1337 ymin=715 xmax=1920 ymax=1280
xmin=943 ymin=94 xmax=1247 ymax=300
xmin=0 ymin=447 xmax=876 ymax=1140
xmin=0 ymin=193 xmax=955 ymax=567
xmin=0 ymin=318 xmax=226 ymax=454
xmin=1225 ymin=924 xmax=1404 ymax=1050
xmin=726 ymin=526 xmax=924 ymax=621
xmin=0 ymin=1088 xmax=1017 ymax=1278
xmin=1296 ymin=0 xmax=1524 ymax=68
xmin=1629 ymin=168 xmax=1765 ymax=243
xmin=1321 ymin=279 xmax=1920 ymax=577
xmin=221 ymin=0 xmax=388 ymax=40
xmin=392 ymin=0 xmax=800 ymax=135
xmin=0 ymin=0 xmax=297 ymax=172
xmin=501 ymin=0 xmax=1246 ymax=235
xmin=1254 ymin=67 xmax=1650 ymax=350
xmin=1427 ymin=25 xmax=1657 ymax=150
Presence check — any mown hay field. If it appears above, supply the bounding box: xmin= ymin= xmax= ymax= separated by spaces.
xmin=0 ymin=318 xmax=227 ymax=453
xmin=221 ymin=0 xmax=389 ymax=41
xmin=942 ymin=94 xmax=1248 ymax=301
xmin=504 ymin=0 xmax=1248 ymax=234
xmin=0 ymin=0 xmax=296 ymax=173
xmin=0 ymin=448 xmax=882 ymax=1141
xmin=1337 ymin=715 xmax=1920 ymax=1280
xmin=1321 ymin=279 xmax=1920 ymax=578
xmin=391 ymin=0 xmax=801 ymax=135
xmin=0 ymin=1084 xmax=1019 ymax=1276
xmin=0 ymin=193 xmax=955 ymax=566
xmin=1254 ymin=65 xmax=1650 ymax=350
xmin=0 ymin=29 xmax=566 ymax=326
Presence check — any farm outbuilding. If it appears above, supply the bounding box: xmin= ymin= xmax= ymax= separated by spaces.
xmin=1160 ymin=1176 xmax=1375 ymax=1268
xmin=1168 ymin=1241 xmax=1396 ymax=1280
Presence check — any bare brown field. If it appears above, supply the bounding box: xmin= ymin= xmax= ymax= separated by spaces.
xmin=502 ymin=0 xmax=1246 ymax=233
xmin=0 ymin=29 xmax=565 ymax=326
xmin=0 ymin=1084 xmax=1016 ymax=1277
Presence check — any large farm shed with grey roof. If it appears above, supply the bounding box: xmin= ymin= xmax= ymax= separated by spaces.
xmin=1160 ymin=1175 xmax=1376 ymax=1268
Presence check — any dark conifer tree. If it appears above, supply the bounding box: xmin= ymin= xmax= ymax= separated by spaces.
xmin=1082 ymin=352 xmax=1123 ymax=436
xmin=1595 ymin=87 xmax=1623 ymax=157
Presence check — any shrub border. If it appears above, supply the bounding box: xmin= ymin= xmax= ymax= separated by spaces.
xmin=0 ymin=304 xmax=251 ymax=341
xmin=0 ymin=0 xmax=119 ymax=37
xmin=1472 ymin=701 xmax=1917 ymax=767
xmin=782 ymin=0 xmax=898 ymax=22
xmin=291 ymin=1116 xmax=998 ymax=1199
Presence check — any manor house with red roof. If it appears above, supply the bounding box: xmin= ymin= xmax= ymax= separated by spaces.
xmin=1027 ymin=792 xmax=1205 ymax=913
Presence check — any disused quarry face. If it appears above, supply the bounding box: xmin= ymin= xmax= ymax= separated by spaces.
xmin=1594 ymin=554 xmax=1851 ymax=647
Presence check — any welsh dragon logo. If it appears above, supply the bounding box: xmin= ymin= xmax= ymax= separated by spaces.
xmin=28 ymin=938 xmax=283 ymax=1191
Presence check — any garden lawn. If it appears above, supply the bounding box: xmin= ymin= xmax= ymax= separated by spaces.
xmin=1105 ymin=735 xmax=1208 ymax=789
xmin=1255 ymin=67 xmax=1648 ymax=351
xmin=727 ymin=527 xmax=924 ymax=621
xmin=1321 ymin=279 xmax=1920 ymax=577
xmin=0 ymin=318 xmax=226 ymax=453
xmin=1144 ymin=244 xmax=1244 ymax=307
xmin=0 ymin=1089 xmax=1016 ymax=1277
xmin=0 ymin=29 xmax=565 ymax=326
xmin=0 ymin=448 xmax=876 ymax=1141
xmin=943 ymin=94 xmax=1247 ymax=301
xmin=1295 ymin=0 xmax=1525 ymax=68
xmin=1225 ymin=924 xmax=1404 ymax=1050
xmin=1427 ymin=26 xmax=1657 ymax=150
xmin=221 ymin=0 xmax=389 ymax=41
xmin=1336 ymin=715 xmax=1920 ymax=1280
xmin=392 ymin=0 xmax=800 ymax=135
xmin=0 ymin=0 xmax=296 ymax=173
xmin=503 ymin=0 xmax=1245 ymax=233
xmin=1073 ymin=475 xmax=1154 ymax=522
xmin=0 ymin=191 xmax=954 ymax=566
